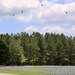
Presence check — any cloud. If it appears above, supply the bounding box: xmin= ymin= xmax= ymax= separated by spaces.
xmin=50 ymin=0 xmax=75 ymax=3
xmin=0 ymin=0 xmax=75 ymax=25
xmin=23 ymin=25 xmax=75 ymax=36
xmin=38 ymin=1 xmax=75 ymax=24
xmin=16 ymin=15 xmax=33 ymax=22
xmin=23 ymin=25 xmax=66 ymax=35
xmin=41 ymin=25 xmax=65 ymax=34
xmin=51 ymin=0 xmax=61 ymax=3
xmin=24 ymin=26 xmax=39 ymax=33
xmin=0 ymin=0 xmax=40 ymax=19
xmin=64 ymin=0 xmax=75 ymax=3
xmin=0 ymin=32 xmax=3 ymax=34
xmin=0 ymin=0 xmax=75 ymax=36
xmin=69 ymin=26 xmax=75 ymax=36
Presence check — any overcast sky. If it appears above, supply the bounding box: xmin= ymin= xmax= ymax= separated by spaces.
xmin=0 ymin=0 xmax=75 ymax=36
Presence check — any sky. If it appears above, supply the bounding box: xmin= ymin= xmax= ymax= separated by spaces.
xmin=0 ymin=0 xmax=75 ymax=36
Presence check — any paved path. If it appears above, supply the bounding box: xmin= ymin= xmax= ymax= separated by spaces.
xmin=0 ymin=73 xmax=18 ymax=75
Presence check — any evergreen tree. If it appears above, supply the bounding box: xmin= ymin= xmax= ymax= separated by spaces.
xmin=0 ymin=39 xmax=9 ymax=65
xmin=9 ymin=37 xmax=26 ymax=65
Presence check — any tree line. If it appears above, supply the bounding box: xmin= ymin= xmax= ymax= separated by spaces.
xmin=0 ymin=32 xmax=75 ymax=65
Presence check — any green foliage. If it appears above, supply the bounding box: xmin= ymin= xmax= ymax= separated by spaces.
xmin=0 ymin=32 xmax=75 ymax=65
xmin=0 ymin=39 xmax=9 ymax=65
xmin=9 ymin=37 xmax=26 ymax=65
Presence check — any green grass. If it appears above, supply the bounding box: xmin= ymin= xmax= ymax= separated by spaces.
xmin=0 ymin=70 xmax=54 ymax=75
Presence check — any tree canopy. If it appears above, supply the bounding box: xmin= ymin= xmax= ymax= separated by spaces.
xmin=0 ymin=32 xmax=75 ymax=65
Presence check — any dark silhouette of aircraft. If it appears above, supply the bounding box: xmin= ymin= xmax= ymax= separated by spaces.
xmin=21 ymin=11 xmax=23 ymax=13
xmin=41 ymin=4 xmax=43 ymax=6
xmin=66 ymin=12 xmax=68 ymax=14
xmin=13 ymin=14 xmax=14 ymax=16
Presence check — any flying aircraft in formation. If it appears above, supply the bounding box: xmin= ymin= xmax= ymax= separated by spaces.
xmin=13 ymin=11 xmax=23 ymax=16
xmin=12 ymin=4 xmax=43 ymax=16
xmin=12 ymin=4 xmax=68 ymax=16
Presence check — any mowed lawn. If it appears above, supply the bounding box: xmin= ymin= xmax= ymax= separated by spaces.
xmin=0 ymin=70 xmax=54 ymax=75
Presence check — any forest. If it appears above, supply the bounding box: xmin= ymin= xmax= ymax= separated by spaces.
xmin=0 ymin=32 xmax=75 ymax=65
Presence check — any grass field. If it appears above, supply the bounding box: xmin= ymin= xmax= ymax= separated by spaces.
xmin=0 ymin=70 xmax=54 ymax=75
